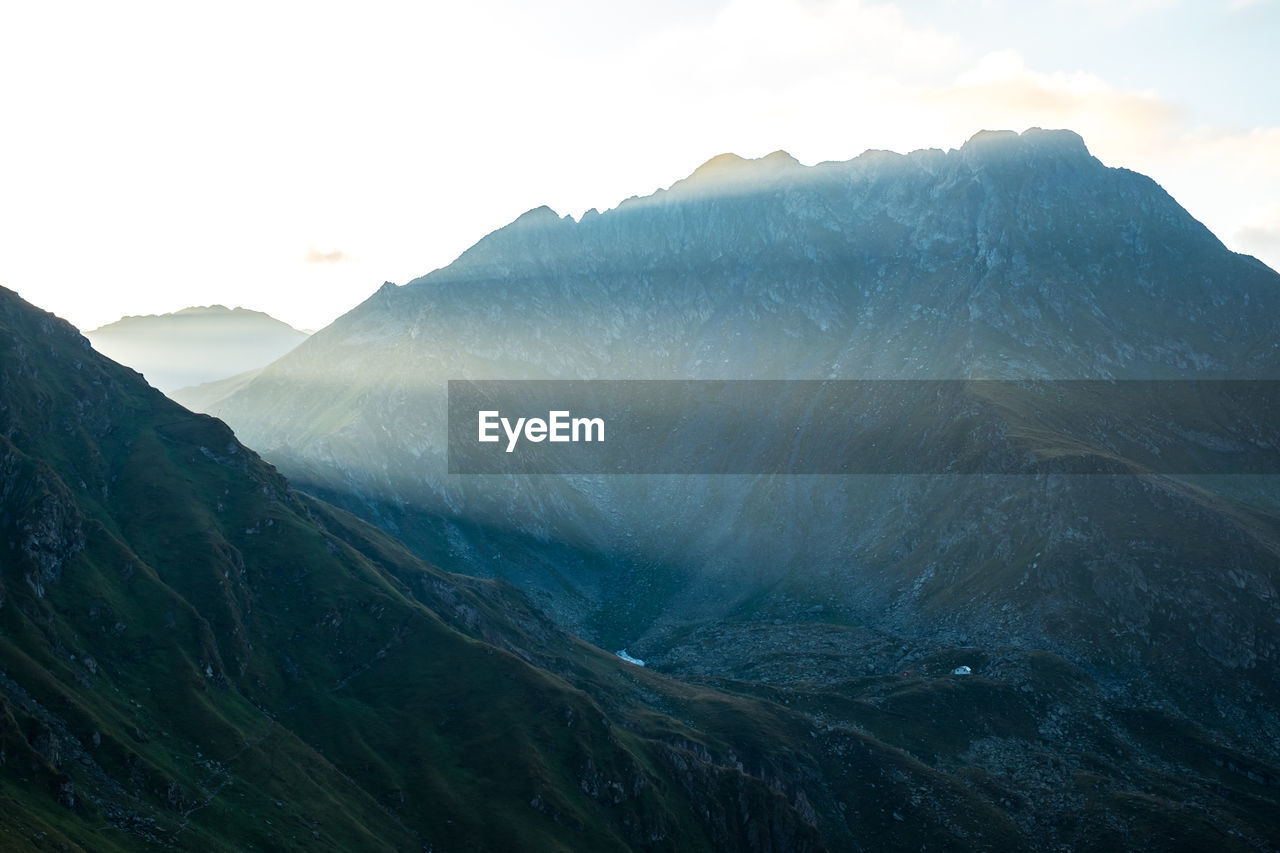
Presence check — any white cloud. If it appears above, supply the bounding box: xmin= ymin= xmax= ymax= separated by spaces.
xmin=1179 ymin=127 xmax=1280 ymax=178
xmin=304 ymin=247 xmax=352 ymax=265
xmin=928 ymin=49 xmax=1181 ymax=157
xmin=1234 ymin=221 xmax=1280 ymax=258
xmin=1230 ymin=205 xmax=1280 ymax=269
xmin=904 ymin=48 xmax=1280 ymax=270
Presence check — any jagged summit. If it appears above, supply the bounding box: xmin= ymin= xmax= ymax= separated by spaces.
xmin=93 ymin=304 xmax=294 ymax=329
xmin=475 ymin=130 xmax=1108 ymax=255
xmin=255 ymin=125 xmax=1273 ymax=392
xmin=686 ymin=149 xmax=802 ymax=181
xmin=672 ymin=130 xmax=1091 ymax=199
xmin=110 ymin=305 xmax=234 ymax=323
xmin=175 ymin=304 xmax=233 ymax=314
xmin=510 ymin=203 xmax=564 ymax=225
xmin=670 ymin=148 xmax=804 ymax=197
xmin=958 ymin=127 xmax=1094 ymax=166
xmin=690 ymin=151 xmax=749 ymax=176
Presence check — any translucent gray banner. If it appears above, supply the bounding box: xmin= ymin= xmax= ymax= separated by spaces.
xmin=447 ymin=380 xmax=1280 ymax=475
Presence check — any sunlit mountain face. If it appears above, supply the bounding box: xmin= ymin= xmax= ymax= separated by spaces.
xmin=185 ymin=129 xmax=1280 ymax=848
xmin=86 ymin=305 xmax=309 ymax=394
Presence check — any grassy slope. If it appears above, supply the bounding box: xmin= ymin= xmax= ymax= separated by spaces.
xmin=0 ymin=288 xmax=837 ymax=851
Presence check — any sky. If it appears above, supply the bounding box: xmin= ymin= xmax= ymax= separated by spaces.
xmin=1 ymin=0 xmax=1277 ymax=333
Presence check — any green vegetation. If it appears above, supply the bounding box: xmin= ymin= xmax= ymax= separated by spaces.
xmin=0 ymin=288 xmax=833 ymax=850
xmin=4 ymin=274 xmax=1279 ymax=851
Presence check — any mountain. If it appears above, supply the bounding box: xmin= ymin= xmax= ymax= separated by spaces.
xmin=2 ymin=286 xmax=855 ymax=850
xmin=4 ymin=140 xmax=1280 ymax=847
xmin=2 ymin=309 xmax=1278 ymax=853
xmin=85 ymin=305 xmax=308 ymax=393
xmin=196 ymin=127 xmax=1280 ymax=618
xmin=174 ymin=129 xmax=1280 ymax=845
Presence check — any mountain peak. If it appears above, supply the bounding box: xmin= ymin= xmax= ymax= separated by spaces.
xmin=175 ymin=304 xmax=232 ymax=314
xmin=84 ymin=304 xmax=310 ymax=393
xmin=669 ymin=149 xmax=804 ymax=199
xmin=512 ymin=204 xmax=563 ymax=226
xmin=960 ymin=127 xmax=1092 ymax=161
xmin=690 ymin=151 xmax=749 ymax=177
xmin=101 ymin=304 xmax=289 ymax=327
xmin=686 ymin=149 xmax=801 ymax=181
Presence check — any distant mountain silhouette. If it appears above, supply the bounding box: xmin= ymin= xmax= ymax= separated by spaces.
xmin=86 ymin=305 xmax=308 ymax=393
